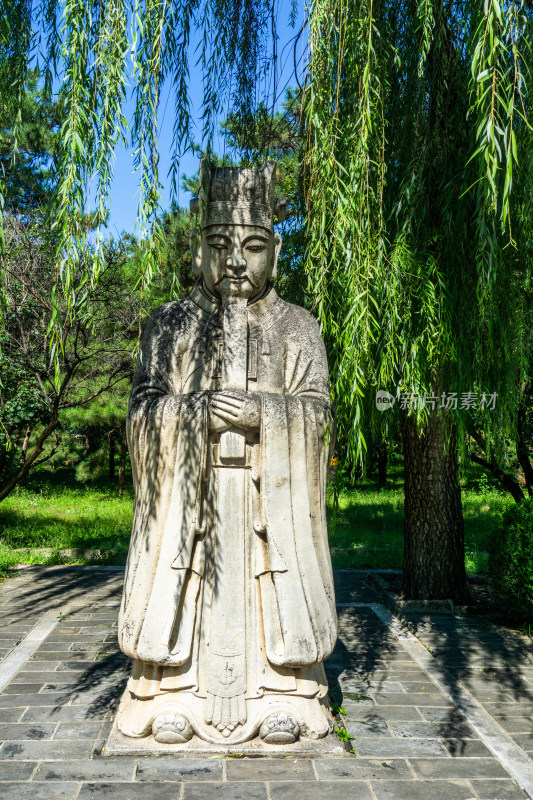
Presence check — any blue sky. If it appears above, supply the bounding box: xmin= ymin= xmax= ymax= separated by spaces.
xmin=105 ymin=2 xmax=306 ymax=237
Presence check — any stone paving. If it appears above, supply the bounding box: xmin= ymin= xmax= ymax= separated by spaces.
xmin=0 ymin=566 xmax=531 ymax=799
xmin=404 ymin=614 xmax=533 ymax=761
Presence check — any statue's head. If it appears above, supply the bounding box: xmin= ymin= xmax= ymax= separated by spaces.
xmin=189 ymin=160 xmax=285 ymax=302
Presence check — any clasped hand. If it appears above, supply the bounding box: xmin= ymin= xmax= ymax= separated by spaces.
xmin=208 ymin=391 xmax=261 ymax=433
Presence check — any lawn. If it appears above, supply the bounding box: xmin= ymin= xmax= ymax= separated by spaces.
xmin=0 ymin=470 xmax=134 ymax=574
xmin=328 ymin=464 xmax=513 ymax=573
xmin=0 ymin=462 xmax=514 ymax=576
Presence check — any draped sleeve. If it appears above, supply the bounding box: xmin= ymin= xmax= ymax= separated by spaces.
xmin=118 ymin=303 xmax=210 ymax=665
xmin=257 ymin=308 xmax=337 ymax=667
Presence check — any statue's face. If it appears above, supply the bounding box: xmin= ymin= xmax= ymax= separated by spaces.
xmin=190 ymin=224 xmax=282 ymax=301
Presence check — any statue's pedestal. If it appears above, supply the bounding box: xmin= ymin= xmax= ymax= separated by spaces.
xmin=104 ymin=716 xmax=345 ymax=756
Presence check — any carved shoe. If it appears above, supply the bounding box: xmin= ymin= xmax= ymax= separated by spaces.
xmin=152 ymin=712 xmax=193 ymax=744
xmin=259 ymin=711 xmax=299 ymax=744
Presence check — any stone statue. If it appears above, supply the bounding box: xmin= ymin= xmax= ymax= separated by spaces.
xmin=116 ymin=160 xmax=337 ymax=747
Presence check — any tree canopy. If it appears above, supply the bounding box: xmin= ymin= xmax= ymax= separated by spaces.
xmin=1 ymin=0 xmax=532 ymax=474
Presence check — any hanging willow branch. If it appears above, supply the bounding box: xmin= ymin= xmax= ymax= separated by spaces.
xmin=0 ymin=0 xmax=531 ymax=469
xmin=0 ymin=0 xmax=284 ymax=384
xmin=304 ymin=0 xmax=533 ymax=472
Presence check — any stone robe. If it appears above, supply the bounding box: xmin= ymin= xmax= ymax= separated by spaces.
xmin=117 ymin=281 xmax=337 ymax=742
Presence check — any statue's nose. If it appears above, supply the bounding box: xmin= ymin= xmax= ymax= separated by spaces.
xmin=226 ymin=246 xmax=246 ymax=270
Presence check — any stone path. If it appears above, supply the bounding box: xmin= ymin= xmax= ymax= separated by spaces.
xmin=0 ymin=567 xmax=531 ymax=799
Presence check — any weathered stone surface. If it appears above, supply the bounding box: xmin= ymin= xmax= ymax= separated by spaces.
xmin=225 ymin=757 xmax=315 ymax=781
xmin=116 ymin=160 xmax=337 ymax=748
xmin=0 ymin=739 xmax=94 ymax=760
xmin=344 ymin=705 xmax=422 ymax=721
xmin=35 ymin=759 xmax=136 ymax=781
xmin=0 ymin=692 xmax=72 ymax=708
xmin=344 ymin=719 xmax=391 ymax=737
xmin=0 ymin=760 xmax=38 ymax=780
xmin=470 ymin=779 xmax=529 ymax=799
xmin=370 ymin=780 xmax=476 ymax=800
xmin=409 ymin=757 xmax=508 ymax=779
xmin=374 ymin=692 xmax=452 ymax=706
xmin=21 ymin=706 xmax=99 ymax=723
xmin=136 ymin=757 xmax=222 ymax=781
xmin=270 ymin=782 xmax=372 ymax=800
xmin=441 ymin=738 xmax=492 ymax=757
xmin=0 ymin=783 xmax=78 ymax=800
xmin=315 ymin=758 xmax=412 ymax=781
xmin=388 ymin=720 xmax=474 ymax=738
xmin=354 ymin=738 xmax=448 ymax=757
xmin=182 ymin=783 xmax=267 ymax=800
xmin=78 ymin=783 xmax=179 ymax=800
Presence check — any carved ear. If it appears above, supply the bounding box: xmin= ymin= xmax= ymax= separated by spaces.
xmin=189 ymin=229 xmax=202 ymax=276
xmin=270 ymin=232 xmax=282 ymax=280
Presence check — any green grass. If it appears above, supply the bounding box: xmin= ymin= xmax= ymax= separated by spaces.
xmin=0 ymin=462 xmax=516 ymax=576
xmin=0 ymin=470 xmax=133 ymax=574
xmin=327 ymin=463 xmax=514 ymax=573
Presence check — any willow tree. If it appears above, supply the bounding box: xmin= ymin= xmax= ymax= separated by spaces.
xmin=1 ymin=2 xmax=532 ymax=601
xmin=305 ymin=0 xmax=533 ymax=600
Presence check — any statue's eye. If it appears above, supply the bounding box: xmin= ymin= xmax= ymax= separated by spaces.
xmin=209 ymin=243 xmax=227 ymax=251
xmin=246 ymin=244 xmax=266 ymax=253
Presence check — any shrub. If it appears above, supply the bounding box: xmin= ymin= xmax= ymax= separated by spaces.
xmin=488 ymin=497 xmax=533 ymax=619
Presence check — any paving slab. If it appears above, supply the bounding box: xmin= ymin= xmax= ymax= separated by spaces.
xmin=0 ymin=759 xmax=38 ymax=779
xmin=315 ymin=757 xmax=412 ymax=780
xmin=0 ymin=782 xmax=79 ymax=800
xmin=34 ymin=758 xmax=137 ymax=781
xmin=354 ymin=738 xmax=448 ymax=757
xmin=78 ymin=783 xmax=181 ymax=799
xmin=370 ymin=780 xmax=477 ymax=800
xmin=270 ymin=781 xmax=373 ymax=799
xmin=0 ymin=567 xmax=531 ymax=800
xmin=0 ymin=722 xmax=56 ymax=740
xmin=409 ymin=756 xmax=509 ymax=779
xmin=471 ymin=779 xmax=529 ymax=799
xmin=225 ymin=757 xmax=315 ymax=781
xmin=182 ymin=783 xmax=267 ymax=800
xmin=136 ymin=756 xmax=223 ymax=781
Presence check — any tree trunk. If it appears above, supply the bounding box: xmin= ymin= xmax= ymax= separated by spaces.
xmin=109 ymin=430 xmax=116 ymax=480
xmin=19 ymin=426 xmax=32 ymax=465
xmin=517 ymin=400 xmax=533 ymax=497
xmin=402 ymin=410 xmax=468 ymax=603
xmin=0 ymin=370 xmax=73 ymax=504
xmin=470 ymin=453 xmax=524 ymax=503
xmin=118 ymin=428 xmax=127 ymax=498
xmin=0 ymin=413 xmax=59 ymax=503
xmin=377 ymin=438 xmax=388 ymax=488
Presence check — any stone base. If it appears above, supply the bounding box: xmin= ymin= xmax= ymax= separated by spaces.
xmin=104 ymin=715 xmax=345 ymax=756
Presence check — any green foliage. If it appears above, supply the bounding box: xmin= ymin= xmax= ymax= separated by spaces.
xmin=2 ymin=1 xmax=532 ymax=488
xmin=305 ymin=0 xmax=533 ymax=474
xmin=0 ymin=471 xmax=133 ymax=554
xmin=0 ymin=69 xmax=60 ymax=213
xmin=334 ymin=727 xmax=351 ymax=742
xmin=0 ymin=1 xmax=291 ymax=378
xmin=0 ymin=218 xmax=137 ymax=499
xmin=330 ymin=701 xmax=347 ymax=716
xmin=488 ymin=496 xmax=533 ymax=619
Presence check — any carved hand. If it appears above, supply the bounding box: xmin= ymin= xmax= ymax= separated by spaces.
xmin=210 ymin=391 xmax=261 ymax=432
xmin=208 ymin=408 xmax=233 ymax=433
